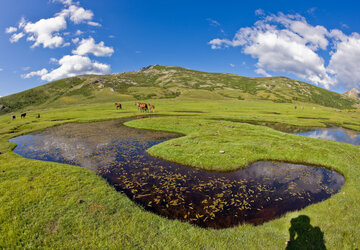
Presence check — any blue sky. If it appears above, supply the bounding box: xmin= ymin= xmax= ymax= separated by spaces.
xmin=1 ymin=0 xmax=360 ymax=97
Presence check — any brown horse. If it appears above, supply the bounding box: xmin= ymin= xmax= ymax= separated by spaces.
xmin=21 ymin=113 xmax=26 ymax=119
xmin=12 ymin=115 xmax=16 ymax=120
xmin=115 ymin=103 xmax=122 ymax=109
xmin=148 ymin=104 xmax=155 ymax=112
xmin=135 ymin=102 xmax=148 ymax=112
xmin=36 ymin=114 xmax=40 ymax=118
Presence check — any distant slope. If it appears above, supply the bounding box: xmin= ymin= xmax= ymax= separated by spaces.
xmin=0 ymin=65 xmax=358 ymax=113
xmin=343 ymin=88 xmax=360 ymax=99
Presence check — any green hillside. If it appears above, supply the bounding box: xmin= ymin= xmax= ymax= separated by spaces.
xmin=0 ymin=65 xmax=358 ymax=113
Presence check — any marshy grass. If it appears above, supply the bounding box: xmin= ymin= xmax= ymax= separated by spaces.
xmin=0 ymin=99 xmax=359 ymax=248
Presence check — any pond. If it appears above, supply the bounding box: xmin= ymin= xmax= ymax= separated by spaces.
xmin=9 ymin=118 xmax=345 ymax=229
xmin=294 ymin=127 xmax=360 ymax=146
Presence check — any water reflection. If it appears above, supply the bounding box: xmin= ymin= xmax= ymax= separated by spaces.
xmin=10 ymin=119 xmax=344 ymax=228
xmin=295 ymin=127 xmax=360 ymax=146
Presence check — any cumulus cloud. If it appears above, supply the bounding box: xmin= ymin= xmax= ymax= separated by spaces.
xmin=75 ymin=29 xmax=83 ymax=35
xmin=37 ymin=55 xmax=110 ymax=81
xmin=72 ymin=37 xmax=80 ymax=44
xmin=23 ymin=15 xmax=67 ymax=48
xmin=328 ymin=32 xmax=360 ymax=89
xmin=8 ymin=2 xmax=99 ymax=48
xmin=72 ymin=37 xmax=114 ymax=57
xmin=209 ymin=12 xmax=360 ymax=90
xmin=9 ymin=0 xmax=113 ymax=83
xmin=22 ymin=68 xmax=48 ymax=79
xmin=255 ymin=68 xmax=272 ymax=77
xmin=59 ymin=5 xmax=94 ymax=24
xmin=5 ymin=26 xmax=17 ymax=34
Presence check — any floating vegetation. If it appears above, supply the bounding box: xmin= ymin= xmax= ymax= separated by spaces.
xmin=10 ymin=118 xmax=344 ymax=229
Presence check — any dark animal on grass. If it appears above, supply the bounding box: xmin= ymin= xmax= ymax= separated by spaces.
xmin=148 ymin=104 xmax=155 ymax=112
xmin=12 ymin=115 xmax=16 ymax=120
xmin=115 ymin=103 xmax=122 ymax=109
xmin=135 ymin=102 xmax=148 ymax=112
xmin=36 ymin=114 xmax=40 ymax=118
xmin=21 ymin=113 xmax=26 ymax=119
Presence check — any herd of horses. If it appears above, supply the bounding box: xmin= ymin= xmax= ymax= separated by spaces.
xmin=11 ymin=103 xmax=154 ymax=120
xmin=12 ymin=113 xmax=40 ymax=120
xmin=115 ymin=102 xmax=155 ymax=112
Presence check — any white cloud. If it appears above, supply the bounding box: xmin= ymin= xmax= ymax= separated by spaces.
xmin=39 ymin=55 xmax=110 ymax=81
xmin=59 ymin=5 xmax=93 ymax=24
xmin=22 ymin=68 xmax=48 ymax=79
xmin=52 ymin=0 xmax=72 ymax=5
xmin=50 ymin=57 xmax=58 ymax=63
xmin=209 ymin=13 xmax=339 ymax=89
xmin=255 ymin=9 xmax=265 ymax=16
xmin=10 ymin=32 xmax=25 ymax=43
xmin=328 ymin=33 xmax=360 ymax=89
xmin=72 ymin=37 xmax=80 ymax=44
xmin=22 ymin=66 xmax=30 ymax=71
xmin=0 ymin=68 xmax=3 ymax=72
xmin=5 ymin=26 xmax=17 ymax=34
xmin=18 ymin=17 xmax=26 ymax=29
xmin=75 ymin=29 xmax=83 ymax=35
xmin=207 ymin=18 xmax=220 ymax=27
xmin=8 ymin=0 xmax=113 ymax=83
xmin=88 ymin=21 xmax=101 ymax=27
xmin=8 ymin=2 xmax=96 ymax=49
xmin=72 ymin=37 xmax=114 ymax=57
xmin=255 ymin=68 xmax=272 ymax=77
xmin=229 ymin=63 xmax=235 ymax=68
xmin=307 ymin=7 xmax=317 ymax=15
xmin=23 ymin=15 xmax=66 ymax=48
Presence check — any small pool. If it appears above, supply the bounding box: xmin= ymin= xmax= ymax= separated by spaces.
xmin=294 ymin=127 xmax=360 ymax=146
xmin=9 ymin=118 xmax=345 ymax=229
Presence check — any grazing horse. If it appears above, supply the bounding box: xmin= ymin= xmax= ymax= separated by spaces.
xmin=21 ymin=113 xmax=26 ymax=119
xmin=135 ymin=102 xmax=148 ymax=112
xmin=148 ymin=104 xmax=155 ymax=112
xmin=36 ymin=114 xmax=40 ymax=118
xmin=115 ymin=103 xmax=122 ymax=109
xmin=12 ymin=115 xmax=16 ymax=120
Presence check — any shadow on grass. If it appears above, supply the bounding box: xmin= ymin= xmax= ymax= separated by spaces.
xmin=286 ymin=215 xmax=326 ymax=250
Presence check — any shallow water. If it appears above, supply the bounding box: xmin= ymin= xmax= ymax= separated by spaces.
xmin=295 ymin=127 xmax=360 ymax=146
xmin=10 ymin=118 xmax=345 ymax=228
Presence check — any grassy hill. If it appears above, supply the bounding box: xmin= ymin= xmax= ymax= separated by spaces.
xmin=0 ymin=65 xmax=358 ymax=113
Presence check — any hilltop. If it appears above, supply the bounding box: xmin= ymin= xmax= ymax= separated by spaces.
xmin=0 ymin=65 xmax=358 ymax=113
xmin=343 ymin=88 xmax=360 ymax=99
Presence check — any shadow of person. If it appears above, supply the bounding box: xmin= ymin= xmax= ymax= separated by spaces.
xmin=286 ymin=215 xmax=326 ymax=250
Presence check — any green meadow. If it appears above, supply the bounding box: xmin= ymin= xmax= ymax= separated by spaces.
xmin=0 ymin=99 xmax=359 ymax=248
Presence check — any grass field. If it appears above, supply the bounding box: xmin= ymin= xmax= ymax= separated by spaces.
xmin=0 ymin=99 xmax=359 ymax=248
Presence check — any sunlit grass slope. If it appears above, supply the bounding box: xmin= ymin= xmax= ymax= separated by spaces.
xmin=0 ymin=65 xmax=358 ymax=115
xmin=0 ymin=100 xmax=359 ymax=248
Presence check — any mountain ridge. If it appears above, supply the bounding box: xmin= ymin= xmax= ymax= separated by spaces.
xmin=343 ymin=88 xmax=360 ymax=99
xmin=0 ymin=65 xmax=358 ymax=113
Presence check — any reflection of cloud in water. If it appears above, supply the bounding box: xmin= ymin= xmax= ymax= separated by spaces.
xmin=295 ymin=127 xmax=360 ymax=146
xmin=233 ymin=161 xmax=344 ymax=194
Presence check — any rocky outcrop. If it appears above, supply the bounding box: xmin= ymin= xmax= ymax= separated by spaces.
xmin=343 ymin=88 xmax=360 ymax=99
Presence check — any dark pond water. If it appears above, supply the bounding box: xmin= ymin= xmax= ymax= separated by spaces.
xmin=9 ymin=118 xmax=345 ymax=229
xmin=295 ymin=127 xmax=360 ymax=146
